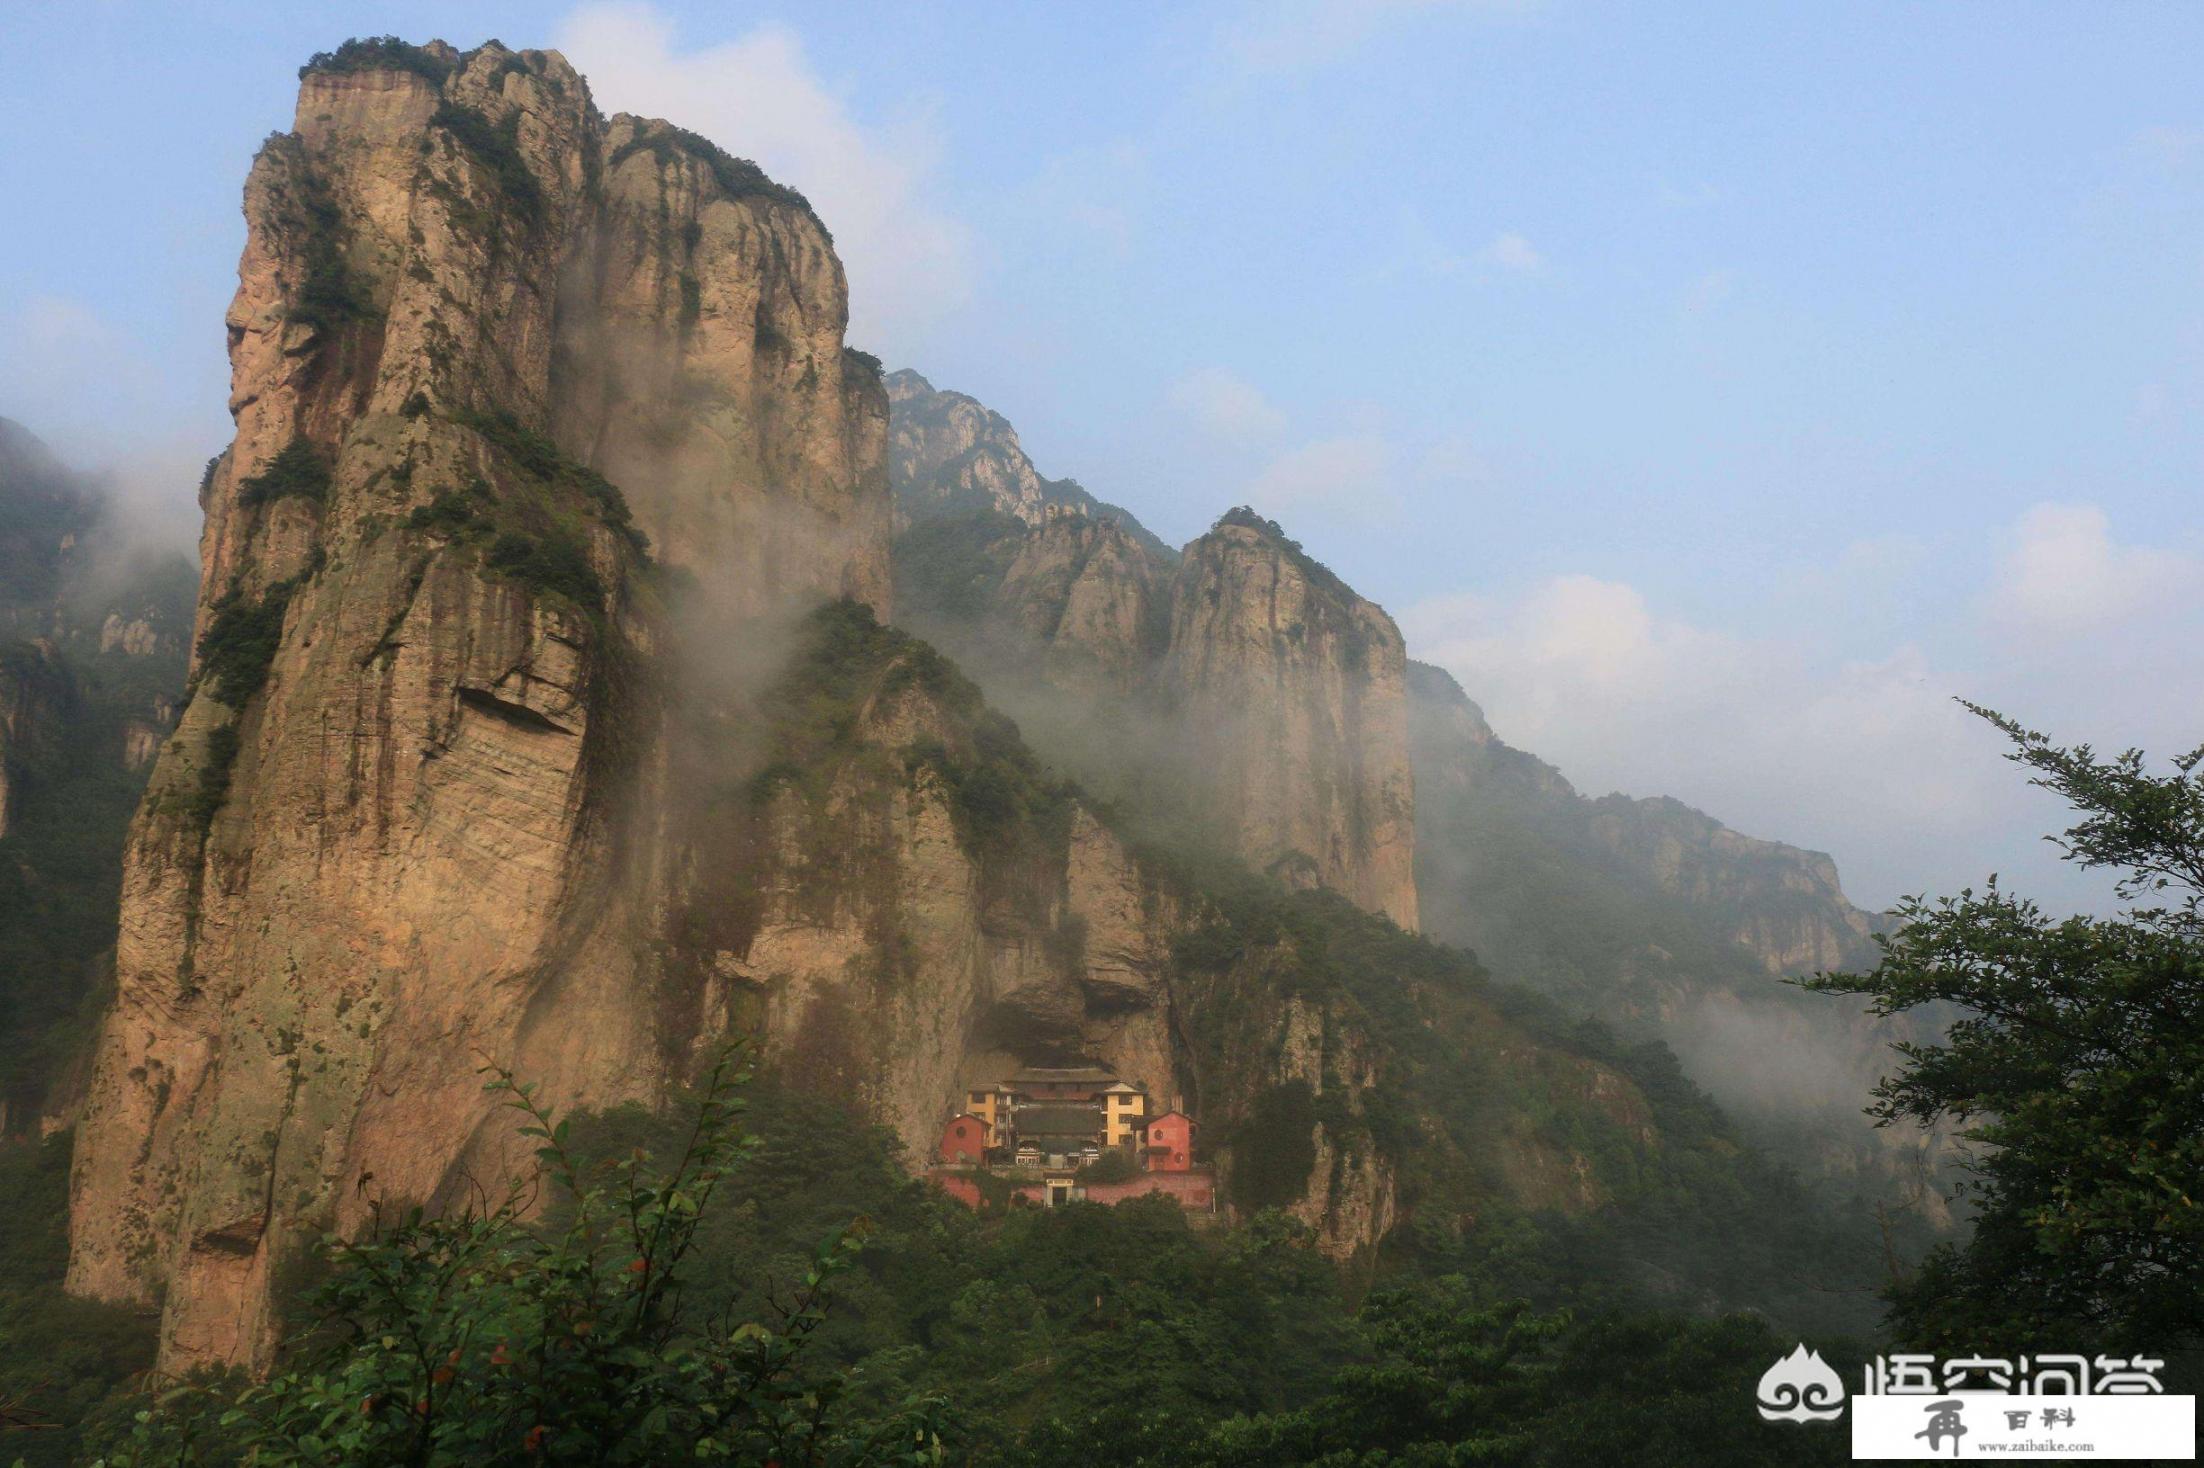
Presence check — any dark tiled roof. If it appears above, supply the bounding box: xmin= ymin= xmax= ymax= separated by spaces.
xmin=1011 ymin=1066 xmax=1119 ymax=1084
xmin=1014 ymin=1105 xmax=1103 ymax=1138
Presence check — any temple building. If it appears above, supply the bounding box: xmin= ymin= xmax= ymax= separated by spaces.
xmin=930 ymin=1065 xmax=1212 ymax=1212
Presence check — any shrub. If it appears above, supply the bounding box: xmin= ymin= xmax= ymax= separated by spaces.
xmin=236 ymin=438 xmax=330 ymax=510
xmin=194 ymin=581 xmax=299 ymax=706
xmin=299 ymin=36 xmax=455 ymax=84
xmin=485 ymin=529 xmax=602 ymax=606
xmin=455 ymin=406 xmax=647 ymax=552
xmin=607 ymin=126 xmax=820 ymax=228
xmin=431 ymin=101 xmax=541 ymax=224
xmin=405 ymin=477 xmax=491 ymax=536
xmin=1075 ymin=1149 xmax=1138 ymax=1185
xmin=95 ymin=1048 xmax=955 ymax=1467
xmin=179 ymin=722 xmax=243 ymax=830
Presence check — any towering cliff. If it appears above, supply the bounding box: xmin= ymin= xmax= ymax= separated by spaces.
xmin=60 ymin=38 xmax=1592 ymax=1373
xmin=1162 ymin=512 xmax=1417 ymax=928
xmin=890 ymin=384 xmax=1418 ymax=929
xmin=63 ymin=36 xmax=1913 ymax=1375
xmin=886 ymin=373 xmax=1959 ymax=1221
xmin=886 ymin=369 xmax=1164 ymax=553
xmin=65 ymin=38 xmax=888 ymax=1369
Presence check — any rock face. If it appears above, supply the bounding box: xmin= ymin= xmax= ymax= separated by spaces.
xmin=65 ymin=40 xmax=889 ymax=1371
xmin=1162 ymin=514 xmax=1417 ymax=928
xmin=62 ymin=40 xmax=1454 ymax=1372
xmin=890 ymin=385 xmax=1418 ymax=930
xmin=1404 ymin=660 xmax=1954 ymax=1218
xmin=885 ymin=370 xmax=1161 ymax=552
xmin=65 ymin=38 xmax=1861 ymax=1373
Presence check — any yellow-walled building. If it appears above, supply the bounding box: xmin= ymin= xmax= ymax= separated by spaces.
xmin=964 ymin=1084 xmax=1015 ymax=1147
xmin=1102 ymin=1082 xmax=1148 ymax=1147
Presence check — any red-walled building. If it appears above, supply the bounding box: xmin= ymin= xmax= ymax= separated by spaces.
xmin=937 ymin=1113 xmax=988 ymax=1165
xmin=1143 ymin=1110 xmax=1195 ymax=1172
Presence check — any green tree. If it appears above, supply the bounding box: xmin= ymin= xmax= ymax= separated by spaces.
xmin=94 ymin=1047 xmax=951 ymax=1467
xmin=1807 ymin=705 xmax=2204 ymax=1354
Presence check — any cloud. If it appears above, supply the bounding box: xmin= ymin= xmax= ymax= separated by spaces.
xmin=1984 ymin=502 xmax=2197 ymax=639
xmin=1400 ymin=574 xmax=2009 ymax=910
xmin=556 ymin=3 xmax=970 ymax=361
xmin=1478 ymin=232 xmax=1544 ymax=273
xmin=1169 ymin=367 xmax=1288 ymax=445
xmin=1220 ymin=0 xmax=1532 ymax=76
xmin=1244 ymin=434 xmax=1394 ymax=517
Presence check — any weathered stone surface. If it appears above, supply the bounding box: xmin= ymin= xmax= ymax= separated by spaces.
xmin=889 ymin=385 xmax=1420 ymax=931
xmin=66 ymin=41 xmax=891 ymax=1371
xmin=67 ymin=42 xmax=1739 ymax=1371
xmin=886 ymin=369 xmax=1114 ymax=533
xmin=1161 ymin=516 xmax=1418 ymax=930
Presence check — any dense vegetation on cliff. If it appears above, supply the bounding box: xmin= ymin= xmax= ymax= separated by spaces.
xmin=70 ymin=1065 xmax=1858 ymax=1467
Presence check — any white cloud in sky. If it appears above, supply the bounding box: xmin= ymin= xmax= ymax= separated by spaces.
xmin=556 ymin=3 xmax=970 ymax=362
xmin=1478 ymin=231 xmax=1544 ymax=273
xmin=0 ymin=294 xmax=223 ymax=550
xmin=1169 ymin=367 xmax=1288 ymax=445
xmin=1400 ymin=497 xmax=2204 ymax=913
xmin=1400 ymin=574 xmax=2002 ymax=909
xmin=1243 ymin=434 xmax=1395 ymax=518
xmin=1984 ymin=502 xmax=2197 ymax=638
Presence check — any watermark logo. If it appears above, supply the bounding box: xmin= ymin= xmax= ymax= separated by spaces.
xmin=1757 ymin=1343 xmax=1846 ymax=1423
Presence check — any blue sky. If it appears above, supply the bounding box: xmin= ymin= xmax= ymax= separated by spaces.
xmin=4 ymin=1 xmax=2201 ymax=913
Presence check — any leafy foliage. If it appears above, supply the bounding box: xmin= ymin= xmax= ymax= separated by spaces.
xmin=0 ymin=1133 xmax=157 ymax=1467
xmin=608 ymin=126 xmax=820 ymax=224
xmin=485 ymin=530 xmax=602 ymax=606
xmin=194 ymin=580 xmax=298 ymax=707
xmin=431 ymin=101 xmax=542 ymax=225
xmin=178 ymin=722 xmax=241 ymax=831
xmin=299 ymin=37 xmax=455 ymax=84
xmin=95 ymin=1049 xmax=952 ymax=1467
xmin=1015 ymin=1282 xmax=1859 ymax=1468
xmin=1807 ymin=706 xmax=2204 ymax=1354
xmin=276 ymin=151 xmax=376 ymax=333
xmin=236 ymin=438 xmax=331 ymax=511
xmin=454 ymin=407 xmax=646 ymax=553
